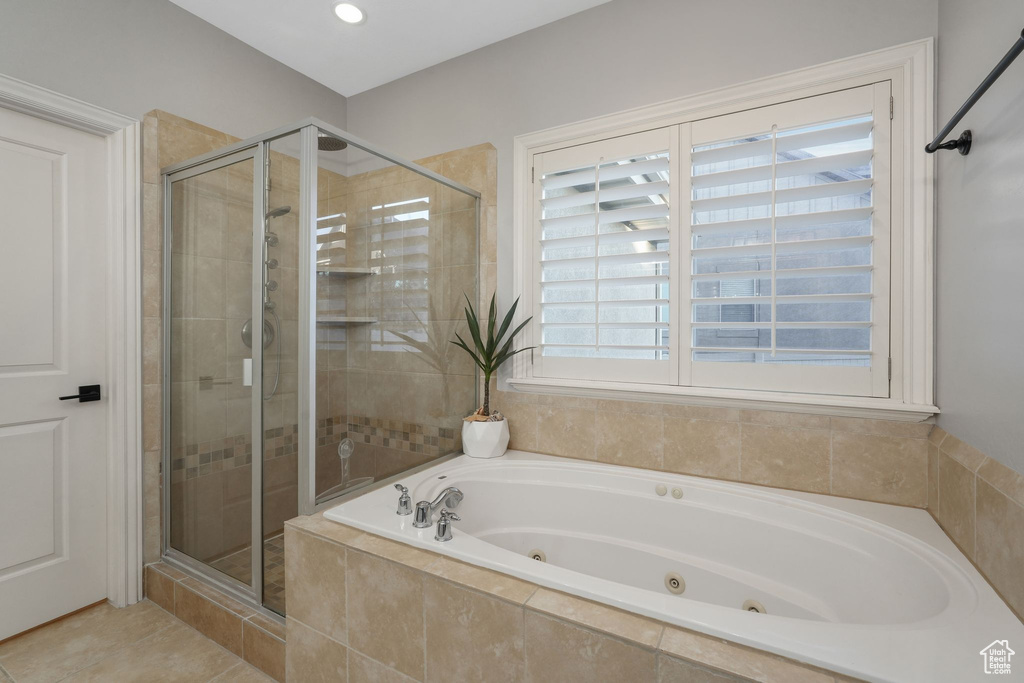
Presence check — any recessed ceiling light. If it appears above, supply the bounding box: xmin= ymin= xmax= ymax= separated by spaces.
xmin=333 ymin=3 xmax=365 ymax=24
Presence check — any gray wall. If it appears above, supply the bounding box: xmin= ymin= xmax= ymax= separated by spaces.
xmin=346 ymin=0 xmax=937 ymax=390
xmin=0 ymin=0 xmax=347 ymax=137
xmin=935 ymin=2 xmax=1024 ymax=473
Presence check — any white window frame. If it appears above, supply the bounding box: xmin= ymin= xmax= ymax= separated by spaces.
xmin=511 ymin=39 xmax=936 ymax=421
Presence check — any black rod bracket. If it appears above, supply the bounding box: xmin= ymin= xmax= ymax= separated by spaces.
xmin=925 ymin=28 xmax=1024 ymax=155
xmin=930 ymin=129 xmax=973 ymax=156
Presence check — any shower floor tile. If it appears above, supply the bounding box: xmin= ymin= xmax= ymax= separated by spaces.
xmin=208 ymin=534 xmax=287 ymax=615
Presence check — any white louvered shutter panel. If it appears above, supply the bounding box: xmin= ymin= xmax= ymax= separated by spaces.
xmin=686 ymin=84 xmax=891 ymax=396
xmin=531 ymin=128 xmax=678 ymax=383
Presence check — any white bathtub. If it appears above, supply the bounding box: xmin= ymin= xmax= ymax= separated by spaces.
xmin=324 ymin=451 xmax=1024 ymax=682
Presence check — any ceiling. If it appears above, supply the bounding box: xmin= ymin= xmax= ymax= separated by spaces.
xmin=169 ymin=0 xmax=611 ymax=96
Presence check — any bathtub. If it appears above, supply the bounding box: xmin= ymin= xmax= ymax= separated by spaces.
xmin=324 ymin=450 xmax=1024 ymax=682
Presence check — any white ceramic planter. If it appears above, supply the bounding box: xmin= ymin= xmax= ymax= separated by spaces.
xmin=461 ymin=419 xmax=510 ymax=459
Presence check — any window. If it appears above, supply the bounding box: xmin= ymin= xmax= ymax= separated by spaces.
xmin=534 ymin=128 xmax=676 ymax=383
xmin=687 ymin=85 xmax=890 ymax=397
xmin=513 ymin=42 xmax=935 ymax=417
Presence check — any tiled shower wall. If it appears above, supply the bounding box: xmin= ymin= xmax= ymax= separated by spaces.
xmin=142 ymin=111 xmax=246 ymax=563
xmin=311 ymin=152 xmax=484 ymax=498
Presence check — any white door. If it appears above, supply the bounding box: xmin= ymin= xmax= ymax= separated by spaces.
xmin=0 ymin=105 xmax=109 ymax=640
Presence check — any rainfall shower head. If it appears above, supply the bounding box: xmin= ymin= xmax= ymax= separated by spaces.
xmin=318 ymin=132 xmax=348 ymax=152
xmin=266 ymin=205 xmax=291 ymax=219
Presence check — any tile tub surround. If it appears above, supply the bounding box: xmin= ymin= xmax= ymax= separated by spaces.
xmin=492 ymin=386 xmax=934 ymax=508
xmin=927 ymin=427 xmax=1024 ymax=622
xmin=144 ymin=562 xmax=285 ymax=681
xmin=284 ymin=513 xmax=849 ymax=683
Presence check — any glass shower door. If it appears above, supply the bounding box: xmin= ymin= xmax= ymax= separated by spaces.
xmin=165 ymin=149 xmax=259 ymax=592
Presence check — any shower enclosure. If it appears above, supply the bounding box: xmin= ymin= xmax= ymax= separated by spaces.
xmin=161 ymin=120 xmax=479 ymax=616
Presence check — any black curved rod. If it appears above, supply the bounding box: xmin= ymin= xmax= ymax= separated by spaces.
xmin=926 ymin=28 xmax=1024 ymax=155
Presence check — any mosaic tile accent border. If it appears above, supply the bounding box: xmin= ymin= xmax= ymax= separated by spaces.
xmin=346 ymin=415 xmax=456 ymax=456
xmin=171 ymin=416 xmax=459 ymax=484
xmin=170 ymin=424 xmax=298 ymax=483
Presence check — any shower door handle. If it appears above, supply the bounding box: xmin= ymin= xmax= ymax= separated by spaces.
xmin=59 ymin=384 xmax=102 ymax=402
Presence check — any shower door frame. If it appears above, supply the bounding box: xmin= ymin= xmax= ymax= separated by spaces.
xmin=161 ymin=143 xmax=269 ymax=607
xmin=160 ymin=118 xmax=481 ymax=614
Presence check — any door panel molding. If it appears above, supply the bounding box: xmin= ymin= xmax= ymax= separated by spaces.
xmin=0 ymin=72 xmax=142 ymax=609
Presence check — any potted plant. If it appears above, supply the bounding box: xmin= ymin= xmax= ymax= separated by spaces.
xmin=451 ymin=293 xmax=533 ymax=458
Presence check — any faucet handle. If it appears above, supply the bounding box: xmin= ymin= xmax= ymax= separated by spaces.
xmin=394 ymin=484 xmax=412 ymax=516
xmin=434 ymin=508 xmax=461 ymax=542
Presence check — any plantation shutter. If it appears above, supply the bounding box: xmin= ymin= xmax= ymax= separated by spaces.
xmin=532 ymin=128 xmax=678 ymax=383
xmin=686 ymin=84 xmax=891 ymax=396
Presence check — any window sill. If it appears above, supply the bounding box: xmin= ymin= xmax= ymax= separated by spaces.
xmin=506 ymin=377 xmax=938 ymax=422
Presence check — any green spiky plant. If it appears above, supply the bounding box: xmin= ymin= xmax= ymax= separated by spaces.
xmin=451 ymin=293 xmax=533 ymax=418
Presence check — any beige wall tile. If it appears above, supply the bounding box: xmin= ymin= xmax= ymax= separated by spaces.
xmin=524 ymin=612 xmax=656 ymax=683
xmin=142 ymin=183 xmax=163 ymax=253
xmin=975 ymin=479 xmax=1024 ymax=619
xmin=739 ymin=424 xmax=830 ymax=493
xmin=830 ymin=432 xmax=929 ymax=506
xmin=535 ymin=405 xmax=596 ymax=460
xmin=242 ymin=620 xmax=285 ymax=682
xmin=830 ymin=417 xmax=932 ymax=439
xmin=501 ymin=401 xmax=539 ymax=452
xmin=526 ymin=589 xmax=662 ymax=649
xmin=174 ymin=580 xmax=246 ymax=656
xmin=141 ymin=247 xmax=162 ymax=318
xmin=657 ymin=654 xmax=744 ymax=682
xmin=928 ymin=443 xmax=939 ymax=512
xmin=346 ymin=552 xmax=424 ymax=680
xmin=142 ymin=317 xmax=162 ymax=386
xmin=286 ymin=619 xmax=348 ymax=683
xmin=661 ymin=404 xmax=741 ymax=423
xmin=142 ymin=384 xmax=162 ymax=453
xmin=595 ymin=411 xmax=663 ymax=469
xmin=144 ymin=564 xmax=176 ymax=613
xmin=659 ymin=627 xmax=831 ymax=683
xmin=211 ymin=662 xmax=276 ymax=682
xmin=348 ymin=650 xmax=417 ymax=683
xmin=346 ymin=531 xmax=440 ymax=571
xmin=284 ymin=528 xmax=347 ymax=644
xmin=739 ymin=410 xmax=829 ymax=430
xmin=426 ymin=557 xmax=536 ymax=605
xmin=663 ymin=418 xmax=741 ymax=480
xmin=937 ymin=451 xmax=975 ymax=553
xmin=157 ymin=121 xmax=228 ymax=169
xmin=423 ymin=577 xmax=525 ymax=682
xmin=928 ymin=426 xmax=948 ymax=447
xmin=939 ymin=432 xmax=988 ymax=472
xmin=142 ymin=116 xmax=159 ymax=184
xmin=287 ymin=514 xmax=365 ymax=545
xmin=977 ymin=457 xmax=1024 ymax=506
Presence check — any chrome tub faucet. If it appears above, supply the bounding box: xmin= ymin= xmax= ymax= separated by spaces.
xmin=412 ymin=486 xmax=464 ymax=528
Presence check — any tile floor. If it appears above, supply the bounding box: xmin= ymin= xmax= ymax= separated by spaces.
xmin=0 ymin=600 xmax=272 ymax=682
xmin=207 ymin=535 xmax=286 ymax=615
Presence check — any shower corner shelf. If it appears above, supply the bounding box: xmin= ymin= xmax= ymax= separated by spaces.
xmin=318 ymin=316 xmax=377 ymax=325
xmin=316 ymin=266 xmax=374 ymax=277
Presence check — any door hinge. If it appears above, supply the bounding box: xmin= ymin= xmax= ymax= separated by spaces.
xmin=889 ymin=96 xmax=894 ymax=120
xmin=888 ymin=357 xmax=892 ymax=380
xmin=531 ymin=166 xmax=535 ymax=183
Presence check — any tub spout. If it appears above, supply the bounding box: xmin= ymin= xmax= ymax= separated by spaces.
xmin=412 ymin=486 xmax=463 ymax=528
